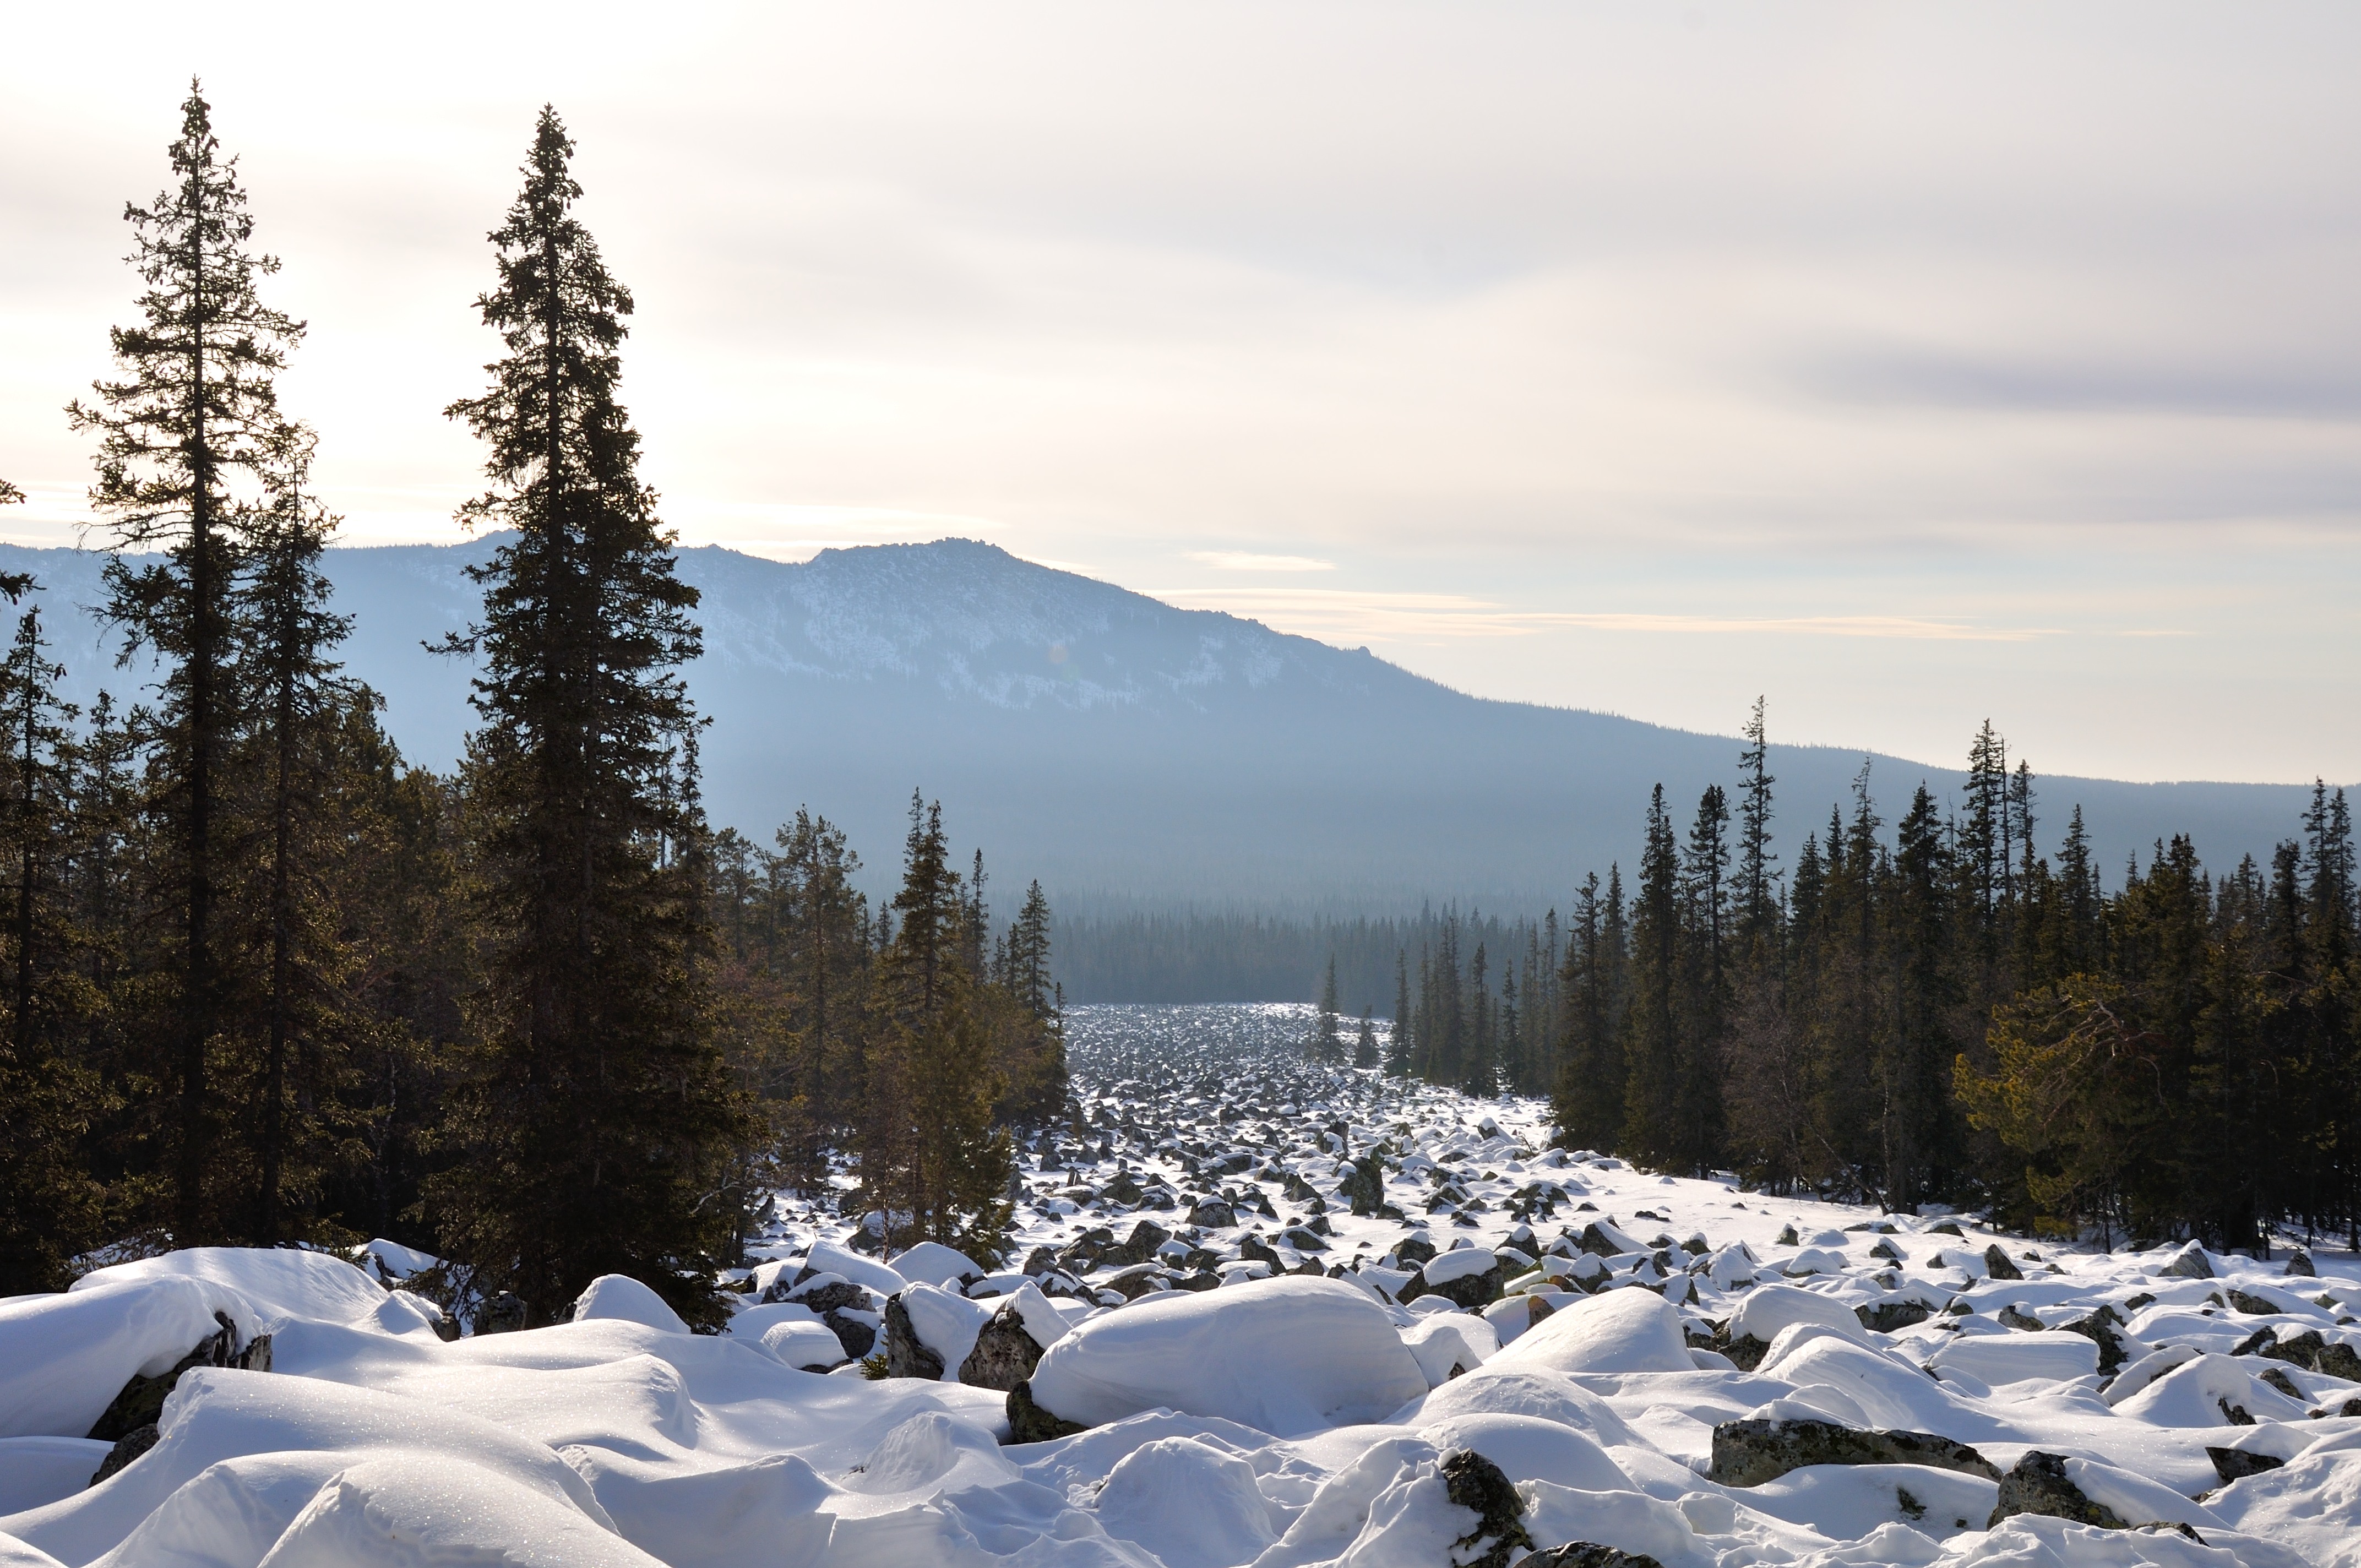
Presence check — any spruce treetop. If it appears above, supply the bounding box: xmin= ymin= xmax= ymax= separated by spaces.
xmin=67 ymin=79 xmax=304 ymax=553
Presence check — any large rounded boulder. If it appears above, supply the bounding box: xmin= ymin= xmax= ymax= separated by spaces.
xmin=1024 ymin=1276 xmax=1427 ymax=1436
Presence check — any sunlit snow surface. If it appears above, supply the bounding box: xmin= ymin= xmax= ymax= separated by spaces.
xmin=6 ymin=1003 xmax=2361 ymax=1568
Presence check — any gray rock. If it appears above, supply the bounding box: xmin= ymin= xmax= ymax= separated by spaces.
xmin=2059 ymin=1311 xmax=2136 ymax=1375
xmin=1982 ymin=1245 xmax=2025 ymax=1282
xmin=882 ymin=1294 xmax=945 ymax=1381
xmin=2235 ymin=1326 xmax=2361 ymax=1382
xmin=2206 ymin=1446 xmax=2285 ymax=1485
xmin=959 ymin=1304 xmax=1048 ymax=1391
xmin=1998 ymin=1305 xmax=2045 ymax=1332
xmin=1522 ymin=1547 xmax=1665 ymax=1568
xmin=1005 ymin=1378 xmax=1090 ymax=1444
xmin=1396 ymin=1234 xmax=1439 ymax=1267
xmin=823 ymin=1309 xmax=877 ymax=1360
xmin=2159 ymin=1243 xmax=2213 ymax=1280
xmin=1857 ymin=1300 xmax=1931 ymax=1336
xmin=1710 ymin=1418 xmax=2001 ymax=1489
xmin=88 ymin=1423 xmax=160 ymax=1487
xmin=787 ymin=1279 xmax=873 ymax=1316
xmin=1187 ymin=1199 xmax=1237 ymax=1229
xmin=87 ymin=1312 xmax=241 ymax=1442
xmin=1339 ymin=1156 xmax=1388 ymax=1217
xmin=1102 ymin=1218 xmax=1171 ymax=1268
xmin=2285 ymin=1249 xmax=2316 ymax=1278
xmin=1098 ymin=1263 xmax=1173 ymax=1300
xmin=1408 ymin=1260 xmax=1504 ymax=1310
xmin=1988 ymin=1450 xmax=2128 ymax=1529
xmin=1440 ymin=1449 xmax=1533 ymax=1568
xmin=1714 ymin=1328 xmax=1772 ymax=1372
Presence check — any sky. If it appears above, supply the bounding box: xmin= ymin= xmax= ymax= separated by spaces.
xmin=3 ymin=2 xmax=2358 ymax=786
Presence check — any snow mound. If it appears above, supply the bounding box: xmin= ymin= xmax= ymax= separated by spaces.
xmin=1026 ymin=1275 xmax=1427 ymax=1435
xmin=1488 ymin=1284 xmax=1693 ymax=1374
xmin=571 ymin=1275 xmax=689 ymax=1334
xmin=1093 ymin=1435 xmax=1277 ymax=1568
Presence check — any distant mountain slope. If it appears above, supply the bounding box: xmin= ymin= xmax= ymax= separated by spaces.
xmin=0 ymin=536 xmax=2326 ymax=910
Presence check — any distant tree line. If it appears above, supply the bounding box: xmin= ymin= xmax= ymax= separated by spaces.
xmin=1385 ymin=699 xmax=2360 ymax=1253
xmin=1052 ymin=906 xmax=1536 ymax=1009
xmin=0 ymin=86 xmax=1064 ymax=1317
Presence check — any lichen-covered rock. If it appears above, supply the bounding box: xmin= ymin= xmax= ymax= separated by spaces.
xmin=1710 ymin=1418 xmax=2000 ymax=1488
xmin=88 ymin=1422 xmax=161 ymax=1486
xmin=1339 ymin=1156 xmax=1387 ymax=1217
xmin=882 ymin=1294 xmax=945 ymax=1381
xmin=1005 ymin=1378 xmax=1090 ymax=1444
xmin=1982 ymin=1244 xmax=2025 ymax=1282
xmin=2236 ymin=1325 xmax=2361 ymax=1382
xmin=2059 ymin=1309 xmax=2136 ymax=1375
xmin=2206 ymin=1446 xmax=2285 ymax=1485
xmin=823 ymin=1309 xmax=877 ymax=1360
xmin=1187 ymin=1199 xmax=1236 ymax=1229
xmin=959 ymin=1304 xmax=1048 ymax=1391
xmin=1856 ymin=1299 xmax=1930 ymax=1335
xmin=1988 ymin=1450 xmax=2127 ymax=1529
xmin=2158 ymin=1243 xmax=2213 ymax=1280
xmin=1103 ymin=1218 xmax=1171 ymax=1268
xmin=2284 ymin=1248 xmax=2316 ymax=1277
xmin=1523 ymin=1547 xmax=1666 ymax=1568
xmin=1440 ymin=1449 xmax=1533 ymax=1568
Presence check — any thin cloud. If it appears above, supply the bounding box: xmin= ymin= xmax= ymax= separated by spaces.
xmin=1182 ymin=551 xmax=1336 ymax=572
xmin=1152 ymin=586 xmax=2062 ymax=643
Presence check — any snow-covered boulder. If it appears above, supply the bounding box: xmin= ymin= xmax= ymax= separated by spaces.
xmin=1402 ymin=1313 xmax=1498 ymax=1387
xmin=797 ymin=1241 xmax=907 ymax=1298
xmin=1925 ymin=1329 xmax=2099 ymax=1386
xmin=887 ymin=1242 xmax=982 ymax=1288
xmin=2113 ymin=1352 xmax=2310 ymax=1427
xmin=757 ymin=1319 xmax=847 ymax=1371
xmin=1487 ymin=1284 xmax=1693 ymax=1375
xmin=0 ymin=1275 xmax=249 ymax=1440
xmin=1024 ymin=1275 xmax=1427 ymax=1435
xmin=1417 ymin=1411 xmax=1628 ymax=1492
xmin=570 ymin=1275 xmax=688 ymax=1334
xmin=1724 ymin=1282 xmax=1868 ymax=1365
xmin=70 ymin=1248 xmax=387 ymax=1331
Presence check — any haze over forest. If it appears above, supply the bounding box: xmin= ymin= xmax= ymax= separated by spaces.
xmin=0 ymin=532 xmax=2328 ymax=928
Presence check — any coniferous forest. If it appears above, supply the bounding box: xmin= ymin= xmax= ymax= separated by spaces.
xmin=1380 ymin=699 xmax=2360 ymax=1256
xmin=0 ymin=88 xmax=1066 ymax=1322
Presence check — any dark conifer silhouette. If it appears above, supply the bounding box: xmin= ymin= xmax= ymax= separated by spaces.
xmin=67 ymin=81 xmax=303 ymax=1242
xmin=426 ymin=107 xmax=744 ymax=1322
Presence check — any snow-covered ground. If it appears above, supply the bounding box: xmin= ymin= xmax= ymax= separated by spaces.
xmin=6 ymin=1001 xmax=2361 ymax=1568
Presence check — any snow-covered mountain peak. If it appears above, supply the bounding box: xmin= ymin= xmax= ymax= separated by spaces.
xmin=683 ymin=538 xmax=1391 ymax=715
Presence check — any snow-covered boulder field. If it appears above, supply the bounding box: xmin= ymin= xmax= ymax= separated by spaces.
xmin=7 ymin=1000 xmax=2361 ymax=1567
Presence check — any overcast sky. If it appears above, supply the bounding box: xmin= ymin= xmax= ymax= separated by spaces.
xmin=4 ymin=2 xmax=2357 ymax=785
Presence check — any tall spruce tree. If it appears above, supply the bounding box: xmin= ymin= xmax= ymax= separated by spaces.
xmin=232 ymin=437 xmax=358 ymax=1242
xmin=859 ymin=796 xmax=1012 ymax=1258
xmin=1622 ymin=787 xmax=1683 ymax=1163
xmin=427 ymin=108 xmax=745 ymax=1322
xmin=67 ymin=82 xmax=303 ymax=1241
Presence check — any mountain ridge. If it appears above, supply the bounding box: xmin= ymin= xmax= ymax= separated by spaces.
xmin=0 ymin=535 xmax=2330 ymax=910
